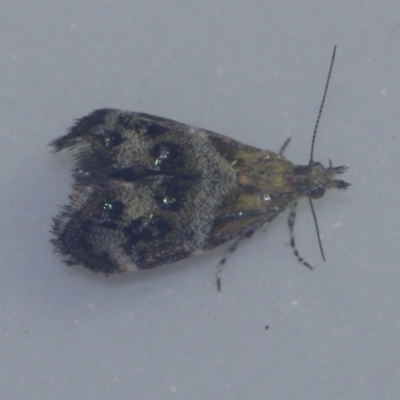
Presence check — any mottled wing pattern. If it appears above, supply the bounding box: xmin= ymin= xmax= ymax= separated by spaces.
xmin=51 ymin=109 xmax=291 ymax=273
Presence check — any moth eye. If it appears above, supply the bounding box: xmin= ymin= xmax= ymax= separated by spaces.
xmin=100 ymin=130 xmax=125 ymax=147
xmin=150 ymin=142 xmax=183 ymax=170
xmin=310 ymin=186 xmax=325 ymax=199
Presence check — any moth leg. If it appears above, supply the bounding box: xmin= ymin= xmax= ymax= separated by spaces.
xmin=216 ymin=230 xmax=255 ymax=291
xmin=279 ymin=138 xmax=291 ymax=155
xmin=287 ymin=201 xmax=313 ymax=270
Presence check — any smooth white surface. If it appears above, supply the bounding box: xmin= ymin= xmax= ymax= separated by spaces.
xmin=1 ymin=1 xmax=399 ymax=399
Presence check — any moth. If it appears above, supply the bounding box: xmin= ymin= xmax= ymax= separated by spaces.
xmin=50 ymin=46 xmax=349 ymax=288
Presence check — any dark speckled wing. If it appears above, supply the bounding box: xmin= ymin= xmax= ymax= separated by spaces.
xmin=52 ymin=109 xmax=279 ymax=273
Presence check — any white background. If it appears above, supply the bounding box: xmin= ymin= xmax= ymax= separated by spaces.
xmin=1 ymin=1 xmax=399 ymax=399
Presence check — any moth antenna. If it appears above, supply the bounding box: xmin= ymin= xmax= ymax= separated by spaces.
xmin=309 ymin=45 xmax=337 ymax=163
xmin=287 ymin=201 xmax=313 ymax=270
xmin=308 ymin=197 xmax=326 ymax=261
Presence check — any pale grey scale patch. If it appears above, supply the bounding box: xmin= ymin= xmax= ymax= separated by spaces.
xmin=119 ymin=179 xmax=165 ymax=221
xmin=179 ymin=129 xmax=237 ymax=253
xmin=115 ymin=134 xmax=150 ymax=169
xmin=105 ymin=113 xmax=181 ymax=170
xmin=86 ymin=225 xmax=137 ymax=272
xmin=108 ymin=113 xmax=156 ymax=169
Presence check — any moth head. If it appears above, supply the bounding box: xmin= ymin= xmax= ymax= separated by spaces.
xmin=306 ymin=160 xmax=350 ymax=200
xmin=287 ymin=46 xmax=350 ymax=268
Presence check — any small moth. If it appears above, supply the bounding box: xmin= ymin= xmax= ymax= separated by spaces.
xmin=50 ymin=46 xmax=349 ymax=288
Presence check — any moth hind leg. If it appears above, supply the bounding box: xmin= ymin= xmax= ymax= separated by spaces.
xmin=216 ymin=230 xmax=255 ymax=291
